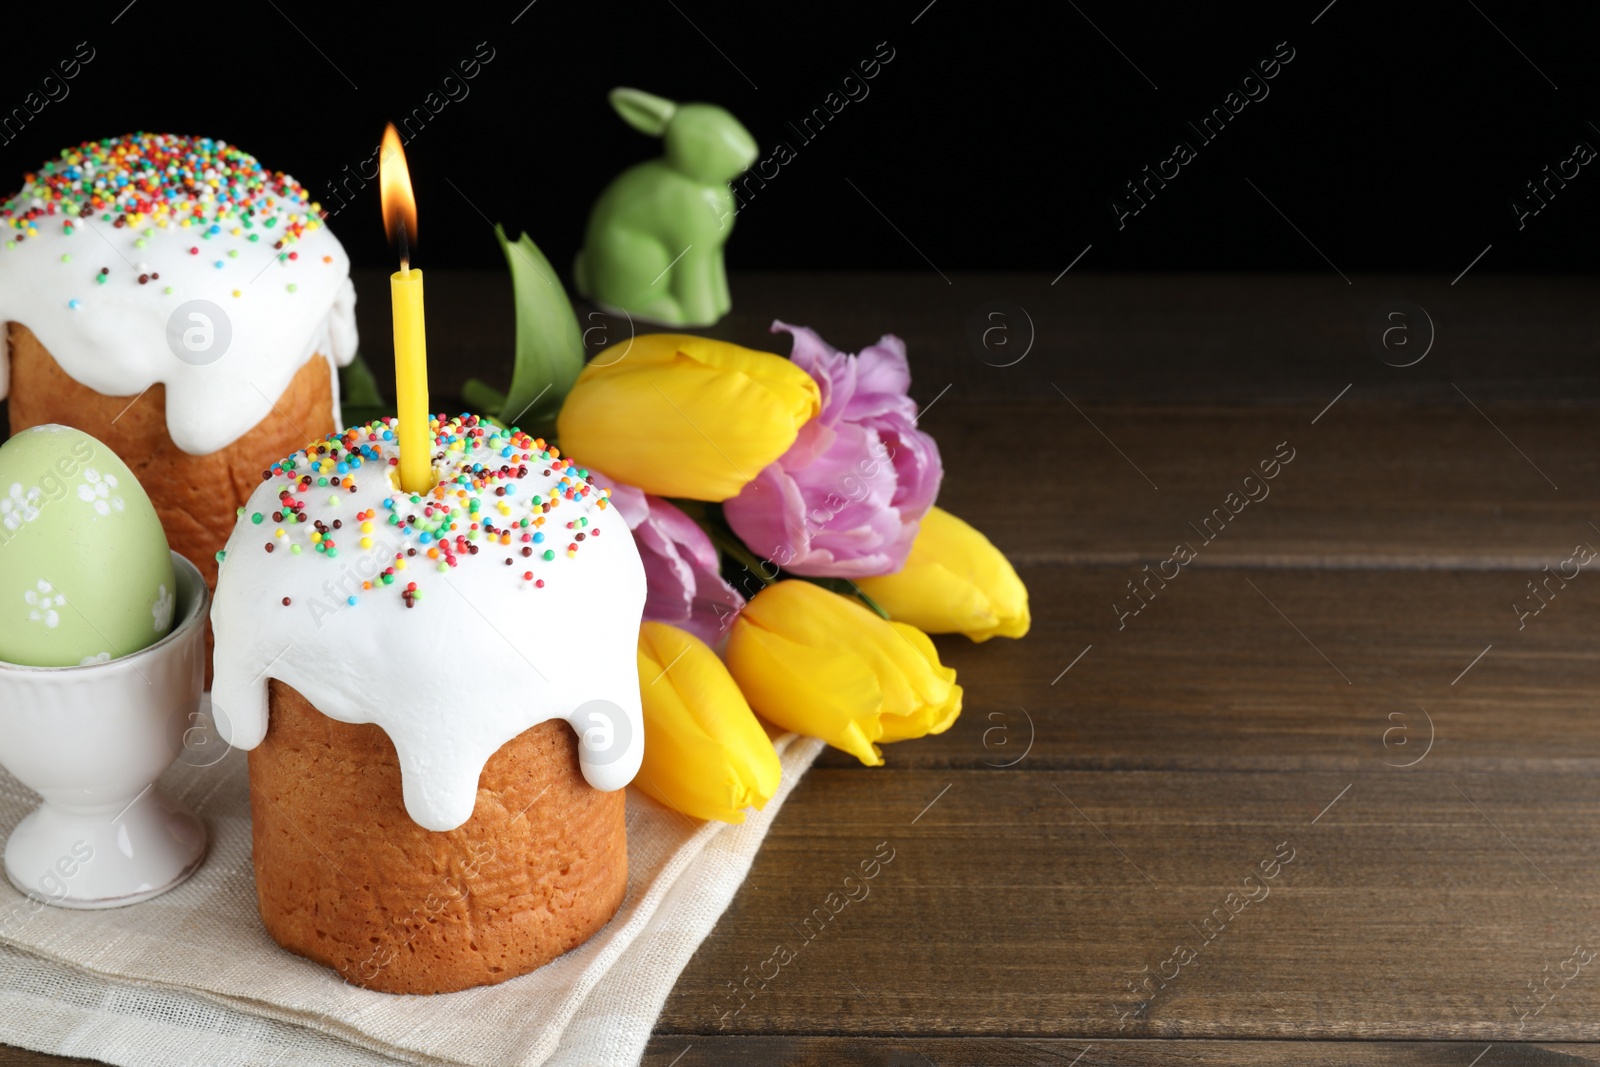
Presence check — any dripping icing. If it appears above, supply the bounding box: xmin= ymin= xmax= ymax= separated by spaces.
xmin=0 ymin=133 xmax=357 ymax=454
xmin=210 ymin=415 xmax=647 ymax=831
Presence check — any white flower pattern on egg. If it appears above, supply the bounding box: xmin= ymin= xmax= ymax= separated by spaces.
xmin=79 ymin=652 xmax=111 ymax=666
xmin=76 ymin=468 xmax=125 ymax=516
xmin=151 ymin=584 xmax=174 ymax=632
xmin=24 ymin=580 xmax=66 ymax=629
xmin=1 ymin=482 xmax=42 ymax=531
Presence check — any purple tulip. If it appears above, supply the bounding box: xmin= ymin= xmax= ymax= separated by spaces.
xmin=723 ymin=321 xmax=943 ymax=578
xmin=592 ymin=471 xmax=746 ymax=644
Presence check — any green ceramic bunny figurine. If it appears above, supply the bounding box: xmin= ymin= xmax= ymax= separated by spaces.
xmin=575 ymin=88 xmax=758 ymax=327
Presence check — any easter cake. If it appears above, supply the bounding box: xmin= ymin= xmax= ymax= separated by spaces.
xmin=0 ymin=133 xmax=358 ymax=589
xmin=211 ymin=414 xmax=645 ymax=994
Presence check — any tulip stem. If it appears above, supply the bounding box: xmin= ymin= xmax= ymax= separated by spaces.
xmin=810 ymin=577 xmax=892 ymax=620
xmin=703 ymin=517 xmax=771 ymax=585
xmin=853 ymin=585 xmax=891 ymax=620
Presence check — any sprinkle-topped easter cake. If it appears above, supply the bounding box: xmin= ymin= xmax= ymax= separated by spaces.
xmin=0 ymin=133 xmax=358 ymax=589
xmin=211 ymin=414 xmax=646 ymax=994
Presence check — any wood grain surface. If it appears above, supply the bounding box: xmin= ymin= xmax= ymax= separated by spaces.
xmin=2 ymin=272 xmax=1597 ymax=1065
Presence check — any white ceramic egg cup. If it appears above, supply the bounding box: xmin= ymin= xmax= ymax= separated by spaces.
xmin=0 ymin=551 xmax=209 ymax=909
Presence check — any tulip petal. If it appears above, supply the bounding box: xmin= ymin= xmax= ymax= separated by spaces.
xmin=633 ymin=688 xmax=754 ymax=823
xmin=727 ymin=581 xmax=962 ymax=764
xmin=740 ymin=583 xmax=928 ymax=714
xmin=725 ymin=423 xmax=907 ymax=578
xmin=878 ymin=415 xmax=943 ymax=517
xmin=851 ymin=334 xmax=914 ymax=406
xmin=635 ymin=622 xmax=781 ymax=823
xmin=726 ymin=325 xmax=941 ymax=577
xmin=856 ymin=507 xmax=1031 ymax=642
xmin=877 ymin=622 xmax=963 ymax=742
xmin=867 ymin=559 xmax=999 ymax=635
xmin=771 ymin=320 xmax=848 ymax=420
xmin=589 ymin=471 xmax=746 ymax=645
xmin=558 ymin=335 xmax=821 ymax=501
xmin=599 ymin=476 xmax=651 ymax=528
xmin=726 ymin=618 xmax=885 ymax=767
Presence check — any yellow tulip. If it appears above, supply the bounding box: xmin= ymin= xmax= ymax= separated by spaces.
xmin=856 ymin=507 xmax=1030 ymax=642
xmin=725 ymin=581 xmax=962 ymax=766
xmin=634 ymin=622 xmax=783 ymax=824
xmin=557 ymin=334 xmax=821 ymax=501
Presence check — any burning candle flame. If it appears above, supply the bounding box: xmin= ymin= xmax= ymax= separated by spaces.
xmin=379 ymin=123 xmax=417 ymax=269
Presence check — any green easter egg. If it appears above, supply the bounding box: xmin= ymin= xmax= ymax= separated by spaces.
xmin=0 ymin=425 xmax=177 ymax=667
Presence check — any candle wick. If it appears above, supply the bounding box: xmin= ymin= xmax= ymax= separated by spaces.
xmin=397 ymin=224 xmax=411 ymax=276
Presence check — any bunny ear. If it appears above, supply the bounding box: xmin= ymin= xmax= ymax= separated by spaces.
xmin=609 ymin=88 xmax=677 ymax=136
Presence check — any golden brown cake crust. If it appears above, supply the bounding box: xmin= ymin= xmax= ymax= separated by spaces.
xmin=249 ymin=680 xmax=628 ymax=995
xmin=5 ymin=321 xmax=337 ymax=590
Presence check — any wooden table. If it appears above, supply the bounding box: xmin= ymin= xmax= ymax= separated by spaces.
xmin=6 ymin=272 xmax=1600 ymax=1066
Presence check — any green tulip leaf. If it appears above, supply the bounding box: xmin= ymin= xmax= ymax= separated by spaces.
xmin=495 ymin=223 xmax=585 ymax=436
xmin=338 ymin=352 xmax=395 ymax=428
xmin=462 ymin=378 xmax=509 ymax=415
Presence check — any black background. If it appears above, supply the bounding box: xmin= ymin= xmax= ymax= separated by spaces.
xmin=1 ymin=0 xmax=1596 ymax=276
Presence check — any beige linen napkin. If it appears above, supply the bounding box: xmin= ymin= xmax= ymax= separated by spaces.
xmin=0 ymin=731 xmax=824 ymax=1066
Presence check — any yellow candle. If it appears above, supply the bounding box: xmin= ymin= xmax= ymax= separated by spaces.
xmin=390 ymin=266 xmax=430 ymax=492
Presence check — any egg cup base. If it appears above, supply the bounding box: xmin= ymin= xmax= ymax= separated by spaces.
xmin=4 ymin=789 xmax=208 ymax=909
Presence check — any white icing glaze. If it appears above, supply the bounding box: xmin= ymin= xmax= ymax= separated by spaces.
xmin=210 ymin=417 xmax=647 ymax=832
xmin=0 ymin=134 xmax=357 ymax=455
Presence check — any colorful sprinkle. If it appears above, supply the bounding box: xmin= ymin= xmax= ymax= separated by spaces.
xmin=236 ymin=414 xmax=613 ymax=608
xmin=2 ymin=134 xmax=325 ymax=279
